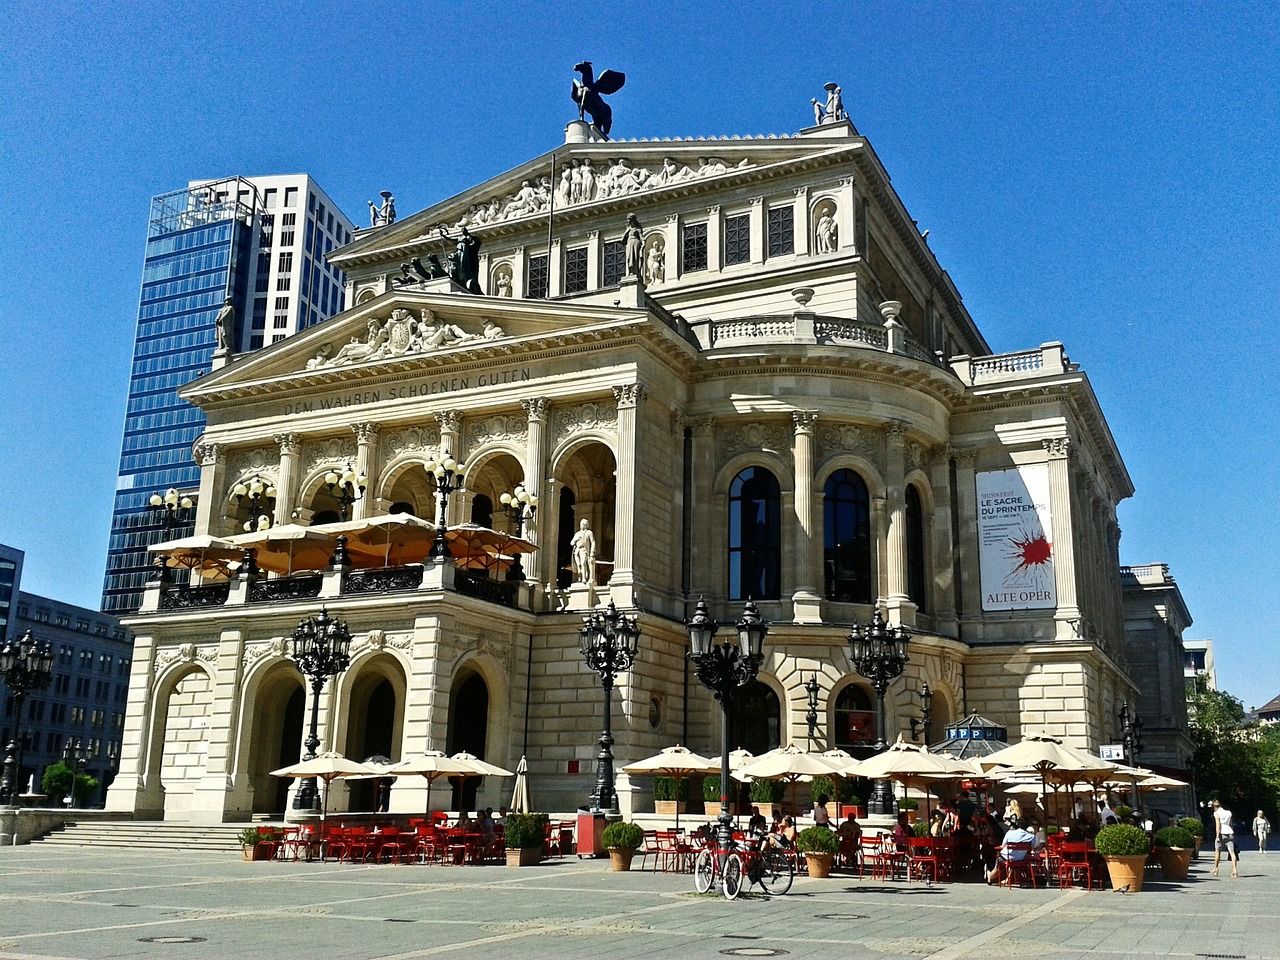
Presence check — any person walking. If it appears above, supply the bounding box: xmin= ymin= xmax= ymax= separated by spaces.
xmin=1210 ymin=799 xmax=1239 ymax=878
xmin=1253 ymin=810 xmax=1271 ymax=854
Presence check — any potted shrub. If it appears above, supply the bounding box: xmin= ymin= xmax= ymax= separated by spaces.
xmin=238 ymin=827 xmax=280 ymax=861
xmin=703 ymin=776 xmax=723 ymax=818
xmin=1153 ymin=825 xmax=1194 ymax=881
xmin=797 ymin=825 xmax=839 ymax=878
xmin=838 ymin=780 xmax=864 ymax=820
xmin=504 ymin=813 xmax=549 ymax=867
xmin=911 ymin=820 xmax=931 ymax=838
xmin=654 ymin=777 xmax=688 ymax=818
xmin=1094 ymin=823 xmax=1151 ymax=892
xmin=1114 ymin=804 xmax=1134 ymax=822
xmin=898 ymin=797 xmax=919 ymax=823
xmin=1179 ymin=817 xmax=1206 ymax=859
xmin=602 ymin=821 xmax=644 ymax=872
xmin=749 ymin=779 xmax=785 ymax=819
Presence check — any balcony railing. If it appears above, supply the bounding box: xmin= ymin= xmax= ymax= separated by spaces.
xmin=700 ymin=312 xmax=939 ymax=365
xmin=159 ymin=582 xmax=231 ymax=610
xmin=248 ymin=574 xmax=323 ymax=603
xmin=343 ymin=566 xmax=423 ymax=595
xmin=455 ymin=571 xmax=518 ymax=608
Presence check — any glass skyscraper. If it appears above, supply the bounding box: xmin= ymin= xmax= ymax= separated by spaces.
xmin=101 ymin=176 xmax=353 ymax=613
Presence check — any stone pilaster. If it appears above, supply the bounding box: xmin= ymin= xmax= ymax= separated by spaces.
xmin=791 ymin=411 xmax=821 ymax=623
xmin=952 ymin=449 xmax=980 ymax=622
xmin=192 ymin=441 xmax=224 ymax=535
xmin=521 ymin=397 xmax=550 ymax=585
xmin=104 ymin=632 xmax=161 ymax=817
xmin=793 ymin=186 xmax=810 ymax=256
xmin=549 ymin=238 xmax=562 ymax=297
xmin=352 ymin=422 xmax=380 ymax=519
xmin=687 ymin=417 xmax=716 ymax=600
xmin=273 ymin=433 xmax=301 ymax=525
xmin=748 ymin=196 xmax=765 ymax=264
xmin=585 ymin=230 xmax=601 ymax=288
xmin=884 ymin=421 xmax=916 ymax=625
xmin=435 ymin=410 xmax=462 ymax=525
xmin=705 ymin=205 xmax=722 ymax=273
xmin=838 ymin=177 xmax=857 ymax=253
xmin=189 ymin=627 xmax=250 ymax=822
xmin=610 ymin=384 xmax=645 ymax=607
xmin=1044 ymin=436 xmax=1081 ymax=633
xmin=929 ymin=449 xmax=958 ymax=635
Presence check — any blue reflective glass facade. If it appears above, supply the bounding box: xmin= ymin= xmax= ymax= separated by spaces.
xmin=101 ymin=189 xmax=253 ymax=613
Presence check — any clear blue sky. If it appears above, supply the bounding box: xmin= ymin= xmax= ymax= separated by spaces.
xmin=1 ymin=2 xmax=1277 ymax=706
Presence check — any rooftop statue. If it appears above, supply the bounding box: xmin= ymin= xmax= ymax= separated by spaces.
xmin=215 ymin=297 xmax=235 ymax=352
xmin=810 ymin=82 xmax=847 ymax=125
xmin=571 ymin=60 xmax=626 ymax=139
xmin=438 ymin=225 xmax=483 ymax=294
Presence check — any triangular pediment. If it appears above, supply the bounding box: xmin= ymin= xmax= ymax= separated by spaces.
xmin=332 ymin=131 xmax=865 ymax=269
xmin=182 ymin=286 xmax=670 ymax=405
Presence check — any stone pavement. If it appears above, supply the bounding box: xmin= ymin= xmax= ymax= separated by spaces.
xmin=1 ymin=845 xmax=1278 ymax=960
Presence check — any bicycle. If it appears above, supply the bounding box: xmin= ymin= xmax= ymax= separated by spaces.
xmin=693 ymin=832 xmax=794 ymax=900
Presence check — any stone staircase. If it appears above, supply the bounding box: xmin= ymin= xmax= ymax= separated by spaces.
xmin=31 ymin=820 xmax=271 ymax=853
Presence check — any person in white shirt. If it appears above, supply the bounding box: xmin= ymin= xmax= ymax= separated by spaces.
xmin=985 ymin=818 xmax=1040 ymax=885
xmin=1253 ymin=810 xmax=1271 ymax=854
xmin=812 ymin=794 xmax=832 ymax=828
xmin=1211 ymin=799 xmax=1239 ymax=878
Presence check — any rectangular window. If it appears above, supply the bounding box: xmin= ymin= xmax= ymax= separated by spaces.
xmin=278 ymin=251 xmax=293 ymax=272
xmin=264 ymin=188 xmax=278 ymax=209
xmin=564 ymin=247 xmax=588 ymax=293
xmin=276 ymin=276 xmax=291 ymax=291
xmin=767 ymin=206 xmax=794 ymax=257
xmin=284 ymin=187 xmax=298 ymax=207
xmin=682 ymin=222 xmax=708 ymax=273
xmin=526 ymin=254 xmax=549 ymax=300
xmin=273 ymin=314 xmax=288 ymax=329
xmin=601 ymin=240 xmax=625 ymax=287
xmin=724 ymin=214 xmax=750 ymax=266
xmin=274 ymin=296 xmax=289 ymax=311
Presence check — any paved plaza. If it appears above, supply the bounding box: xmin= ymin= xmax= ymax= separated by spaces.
xmin=2 ymin=845 xmax=1278 ymax=960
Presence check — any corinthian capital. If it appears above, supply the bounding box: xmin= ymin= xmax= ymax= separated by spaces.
xmin=434 ymin=410 xmax=462 ymax=434
xmin=612 ymin=383 xmax=646 ymax=409
xmin=352 ymin=422 xmax=380 ymax=443
xmin=792 ymin=410 xmax=819 ymax=434
xmin=521 ymin=397 xmax=550 ymax=422
xmin=883 ymin=420 xmax=909 ymax=443
xmin=1042 ymin=436 xmax=1072 ymax=459
xmin=273 ymin=432 xmax=300 ymax=456
xmin=192 ymin=440 xmax=221 ymax=466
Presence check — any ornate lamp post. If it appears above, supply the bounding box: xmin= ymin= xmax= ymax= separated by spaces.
xmin=424 ymin=452 xmax=465 ymax=560
xmin=685 ymin=597 xmax=768 ymax=850
xmin=909 ymin=681 xmax=933 ymax=744
xmin=1118 ymin=699 xmax=1144 ymax=807
xmin=325 ymin=463 xmax=367 ymax=522
xmin=148 ymin=488 xmax=194 ymax=532
xmin=804 ymin=672 xmax=821 ymax=747
xmin=498 ymin=483 xmax=538 ymax=582
xmin=288 ymin=609 xmax=352 ymax=811
xmin=0 ymin=630 xmax=55 ymax=806
xmin=579 ymin=600 xmax=640 ymax=814
xmin=231 ymin=473 xmax=277 ymax=530
xmin=61 ymin=737 xmax=89 ymax=807
xmin=847 ymin=608 xmax=910 ymax=815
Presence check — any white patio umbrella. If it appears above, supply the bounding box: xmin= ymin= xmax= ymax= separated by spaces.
xmin=978 ymin=733 xmax=1117 ymax=815
xmin=229 ymin=523 xmax=337 ymax=575
xmin=510 ymin=756 xmax=531 ymax=814
xmin=449 ymin=751 xmax=515 ymax=777
xmin=270 ymin=751 xmax=376 ymax=822
xmin=313 ymin=513 xmax=437 ymax=567
xmin=384 ymin=751 xmax=479 ymax=816
xmin=735 ymin=744 xmax=848 ymax=819
xmin=844 ymin=737 xmax=974 ymax=818
xmin=621 ymin=745 xmax=720 ymax=829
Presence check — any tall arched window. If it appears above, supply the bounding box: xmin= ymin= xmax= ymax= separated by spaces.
xmin=728 ymin=681 xmax=781 ymax=755
xmin=905 ymin=483 xmax=927 ymax=610
xmin=728 ymin=467 xmax=780 ymax=600
xmin=823 ymin=469 xmax=872 ymax=603
xmin=470 ymin=493 xmax=494 ymax=529
xmin=833 ymin=684 xmax=876 ymax=752
xmin=555 ymin=486 xmax=576 ymax=589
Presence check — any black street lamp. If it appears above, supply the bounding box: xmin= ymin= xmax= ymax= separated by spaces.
xmin=684 ymin=597 xmax=768 ymax=852
xmin=425 ymin=452 xmax=465 ymax=560
xmin=61 ymin=737 xmax=89 ymax=807
xmin=804 ymin=672 xmax=821 ymax=747
xmin=498 ymin=483 xmax=538 ymax=582
xmin=231 ymin=473 xmax=277 ymax=530
xmin=909 ymin=681 xmax=933 ymax=744
xmin=1118 ymin=699 xmax=1144 ymax=808
xmin=579 ymin=600 xmax=640 ymax=814
xmin=1 ymin=630 xmax=55 ymax=806
xmin=288 ymin=609 xmax=352 ymax=811
xmin=149 ymin=487 xmax=194 ymax=533
xmin=847 ymin=608 xmax=910 ymax=815
xmin=325 ymin=463 xmax=367 ymax=522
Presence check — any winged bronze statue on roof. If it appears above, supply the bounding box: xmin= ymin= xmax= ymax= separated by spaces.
xmin=571 ymin=61 xmax=625 ymax=139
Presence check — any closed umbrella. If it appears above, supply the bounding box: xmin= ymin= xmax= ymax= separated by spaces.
xmin=510 ymin=756 xmax=531 ymax=814
xmin=621 ymin=745 xmax=720 ymax=829
xmin=270 ymin=751 xmax=376 ymax=823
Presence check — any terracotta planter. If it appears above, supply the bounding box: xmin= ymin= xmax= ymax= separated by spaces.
xmin=704 ymin=801 xmax=721 ymax=819
xmin=804 ymin=852 xmax=834 ymax=878
xmin=654 ymin=800 xmax=687 ymax=818
xmin=840 ymin=805 xmax=865 ymax=820
xmin=242 ymin=844 xmax=273 ymax=862
xmin=1102 ymin=854 xmax=1147 ymax=892
xmin=1157 ymin=847 xmax=1192 ymax=881
xmin=905 ymin=810 xmax=918 ymax=824
xmin=507 ymin=846 xmax=542 ymax=867
xmin=608 ymin=847 xmax=636 ymax=872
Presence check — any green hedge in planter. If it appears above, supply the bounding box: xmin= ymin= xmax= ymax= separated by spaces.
xmin=749 ymin=779 xmax=785 ymax=803
xmin=898 ymin=797 xmax=918 ymax=811
xmin=504 ymin=813 xmax=550 ymax=849
xmin=1114 ymin=804 xmax=1134 ymax=820
xmin=601 ymin=822 xmax=644 ymax=850
xmin=837 ymin=780 xmax=861 ymax=804
xmin=654 ymin=777 xmax=689 ymax=801
xmin=912 ymin=821 xmax=931 ymax=838
xmin=703 ymin=776 xmax=723 ymax=801
xmin=1154 ymin=826 xmax=1195 ymax=849
xmin=1178 ymin=816 xmax=1205 ymax=838
xmin=796 ymin=825 xmax=839 ymax=854
xmin=238 ymin=827 xmax=281 ymax=845
xmin=1094 ymin=823 xmax=1150 ymax=857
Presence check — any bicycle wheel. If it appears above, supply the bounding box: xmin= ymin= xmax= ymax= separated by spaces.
xmin=759 ymin=847 xmax=794 ymax=896
xmin=693 ymin=848 xmax=716 ymax=894
xmin=723 ymin=853 xmax=744 ymax=900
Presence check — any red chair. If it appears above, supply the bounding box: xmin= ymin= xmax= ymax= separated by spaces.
xmin=637 ymin=830 xmax=661 ymax=871
xmin=907 ymin=837 xmax=941 ymax=883
xmin=1057 ymin=841 xmax=1095 ymax=889
xmin=859 ymin=836 xmax=892 ymax=879
xmin=1000 ymin=842 xmax=1040 ymax=888
xmin=376 ymin=826 xmax=409 ymax=864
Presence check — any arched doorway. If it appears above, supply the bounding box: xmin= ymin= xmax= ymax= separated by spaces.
xmin=342 ymin=658 xmax=405 ymax=812
xmin=833 ymin=683 xmax=877 ymax=756
xmin=728 ymin=681 xmax=780 ymax=756
xmin=556 ymin=486 xmax=576 ymax=588
xmin=447 ymin=671 xmax=489 ymax=811
xmin=247 ymin=665 xmax=306 ymax=814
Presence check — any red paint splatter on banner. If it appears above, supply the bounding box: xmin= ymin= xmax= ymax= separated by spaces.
xmin=1010 ymin=533 xmax=1052 ymax=575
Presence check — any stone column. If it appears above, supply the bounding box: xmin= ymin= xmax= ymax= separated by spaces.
xmin=952 ymin=449 xmax=980 ymax=624
xmin=272 ymin=433 xmax=301 ymax=525
xmin=435 ymin=410 xmax=462 ymax=525
xmin=705 ymin=205 xmax=723 ymax=273
xmin=192 ymin=442 xmax=225 ymax=535
xmin=103 ymin=632 xmax=161 ymax=817
xmin=872 ymin=495 xmax=888 ymax=600
xmin=748 ymin=196 xmax=765 ymax=264
xmin=351 ymin=422 xmax=380 ymax=519
xmin=585 ymin=230 xmax=601 ymax=288
xmin=791 ymin=411 xmax=821 ymax=623
xmin=687 ymin=417 xmax=716 ymax=599
xmin=521 ymin=397 xmax=550 ymax=585
xmin=511 ymin=245 xmax=527 ymax=298
xmin=884 ymin=421 xmax=917 ymax=625
xmin=929 ymin=450 xmax=958 ymax=636
xmin=838 ymin=177 xmax=857 ymax=253
xmin=190 ymin=628 xmax=250 ymax=822
xmin=610 ymin=384 xmax=645 ymax=607
xmin=793 ymin=186 xmax=810 ymax=256
xmin=1044 ymin=437 xmax=1081 ymax=633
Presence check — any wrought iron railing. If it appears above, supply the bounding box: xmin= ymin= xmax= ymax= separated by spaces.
xmin=159 ymin=582 xmax=231 ymax=610
xmin=247 ymin=574 xmax=323 ymax=603
xmin=343 ymin=566 xmax=422 ymax=594
xmin=455 ymin=571 xmax=518 ymax=607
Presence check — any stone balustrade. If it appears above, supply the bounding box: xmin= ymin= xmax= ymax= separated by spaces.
xmin=698 ymin=312 xmax=936 ymax=363
xmin=950 ymin=341 xmax=1071 ymax=385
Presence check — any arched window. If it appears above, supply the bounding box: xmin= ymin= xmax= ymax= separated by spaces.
xmin=470 ymin=494 xmax=494 ymax=529
xmin=310 ymin=510 xmax=340 ymax=525
xmin=823 ymin=469 xmax=871 ymax=603
xmin=833 ymin=684 xmax=876 ymax=752
xmin=728 ymin=681 xmax=780 ymax=755
xmin=388 ymin=501 xmax=415 ymax=516
xmin=555 ymin=486 xmax=576 ymax=589
xmin=906 ymin=483 xmax=927 ymax=610
xmin=728 ymin=467 xmax=781 ymax=600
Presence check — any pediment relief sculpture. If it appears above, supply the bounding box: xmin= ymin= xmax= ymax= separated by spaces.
xmin=427 ymin=155 xmax=754 ymax=235
xmin=304 ymin=308 xmax=507 ymax=371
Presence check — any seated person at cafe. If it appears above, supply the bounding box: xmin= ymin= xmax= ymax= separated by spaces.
xmin=837 ymin=816 xmax=862 ymax=843
xmin=769 ymin=815 xmax=798 ymax=848
xmin=891 ymin=812 xmax=911 ymax=852
xmin=747 ymin=806 xmax=768 ymax=834
xmin=478 ymin=808 xmax=495 ymax=840
xmin=456 ymin=809 xmax=474 ymax=832
xmin=985 ymin=817 xmax=1040 ymax=885
xmin=928 ymin=809 xmax=946 ymax=837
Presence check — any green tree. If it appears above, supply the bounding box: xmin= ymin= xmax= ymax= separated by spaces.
xmin=40 ymin=761 xmax=99 ymax=806
xmin=1188 ymin=689 xmax=1275 ymax=820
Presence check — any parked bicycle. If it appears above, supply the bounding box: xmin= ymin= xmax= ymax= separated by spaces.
xmin=693 ymin=831 xmax=795 ymax=900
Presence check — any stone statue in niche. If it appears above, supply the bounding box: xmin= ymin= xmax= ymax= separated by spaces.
xmin=437 ymin=225 xmax=482 ymax=293
xmin=492 ymin=263 xmax=513 ymax=298
xmin=215 ymin=297 xmax=235 ymax=352
xmin=570 ymin=518 xmax=597 ymax=585
xmin=622 ymin=214 xmax=645 ymax=281
xmin=815 ymin=204 xmax=838 ymax=254
xmin=810 ymin=82 xmax=847 ymax=125
xmin=644 ymin=235 xmax=666 ymax=285
xmin=368 ymin=191 xmax=396 ymax=227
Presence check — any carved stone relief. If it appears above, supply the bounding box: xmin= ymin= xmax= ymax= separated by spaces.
xmin=463 ymin=412 xmax=528 ymax=450
xmin=554 ymin=401 xmax=618 ymax=444
xmin=351 ymin=629 xmax=412 ymax=655
xmin=718 ymin=421 xmax=789 ymax=459
xmin=226 ymin=446 xmax=280 ymax=483
xmin=304 ymin=308 xmax=507 ymax=371
xmin=306 ymin=437 xmax=355 ymax=474
xmin=380 ymin=425 xmax=442 ymax=463
xmin=241 ymin=636 xmax=289 ymax=669
xmin=816 ymin=423 xmax=876 ymax=460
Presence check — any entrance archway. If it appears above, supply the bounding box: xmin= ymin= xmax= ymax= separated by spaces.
xmin=246 ymin=664 xmax=306 ymax=814
xmin=447 ymin=671 xmax=489 ymax=811
xmin=341 ymin=656 xmax=406 ymax=811
xmin=728 ymin=681 xmax=781 ymax=756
